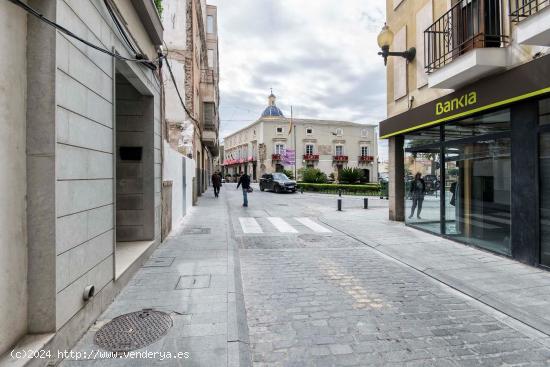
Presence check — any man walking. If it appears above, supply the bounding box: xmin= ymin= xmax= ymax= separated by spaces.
xmin=212 ymin=171 xmax=222 ymax=198
xmin=236 ymin=171 xmax=251 ymax=207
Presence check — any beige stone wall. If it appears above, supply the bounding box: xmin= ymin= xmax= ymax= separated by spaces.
xmin=113 ymin=0 xmax=159 ymax=59
xmin=385 ymin=0 xmax=546 ymax=119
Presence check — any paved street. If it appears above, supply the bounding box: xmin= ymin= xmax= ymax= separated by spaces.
xmin=62 ymin=184 xmax=550 ymax=366
xmin=227 ymin=184 xmax=550 ymax=366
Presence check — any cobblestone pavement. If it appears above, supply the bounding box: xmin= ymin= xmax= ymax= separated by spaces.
xmin=228 ymin=186 xmax=550 ymax=367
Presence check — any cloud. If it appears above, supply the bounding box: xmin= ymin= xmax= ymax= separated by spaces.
xmin=210 ymin=0 xmax=388 ymax=158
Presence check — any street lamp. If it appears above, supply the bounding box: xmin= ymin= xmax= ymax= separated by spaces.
xmin=377 ymin=23 xmax=416 ymax=66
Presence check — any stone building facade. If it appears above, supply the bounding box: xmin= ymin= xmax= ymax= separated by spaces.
xmin=223 ymin=93 xmax=378 ymax=182
xmin=0 ymin=0 xmax=163 ymax=363
xmin=380 ymin=0 xmax=550 ymax=267
xmin=163 ymin=0 xmax=220 ymax=201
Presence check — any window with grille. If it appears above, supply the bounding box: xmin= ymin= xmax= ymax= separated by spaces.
xmin=335 ymin=145 xmax=343 ymax=155
xmin=305 ymin=144 xmax=314 ymax=155
xmin=361 ymin=146 xmax=369 ymax=156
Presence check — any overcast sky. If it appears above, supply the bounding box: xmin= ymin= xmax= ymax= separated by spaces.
xmin=209 ymin=0 xmax=388 ymax=159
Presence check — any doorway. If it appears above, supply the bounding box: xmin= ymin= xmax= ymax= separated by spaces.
xmin=114 ymin=68 xmax=155 ymax=278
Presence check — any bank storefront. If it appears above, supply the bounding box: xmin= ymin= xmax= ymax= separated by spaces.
xmin=380 ymin=55 xmax=550 ymax=268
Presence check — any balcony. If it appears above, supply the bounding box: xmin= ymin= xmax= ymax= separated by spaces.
xmin=333 ymin=155 xmax=348 ymax=162
xmin=200 ymin=69 xmax=218 ymax=103
xmin=203 ymin=102 xmax=218 ymax=132
xmin=510 ymin=0 xmax=550 ymax=46
xmin=303 ymin=154 xmax=319 ymax=161
xmin=424 ymin=0 xmax=509 ymax=89
xmin=359 ymin=155 xmax=375 ymax=163
xmin=272 ymin=154 xmax=282 ymax=161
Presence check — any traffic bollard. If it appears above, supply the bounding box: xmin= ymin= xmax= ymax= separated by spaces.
xmin=364 ymin=198 xmax=368 ymax=209
xmin=337 ymin=198 xmax=342 ymax=211
xmin=300 ymin=187 xmax=304 ymax=194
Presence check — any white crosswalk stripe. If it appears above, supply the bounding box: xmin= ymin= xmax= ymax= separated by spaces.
xmin=294 ymin=217 xmax=332 ymax=233
xmin=239 ymin=217 xmax=263 ymax=233
xmin=266 ymin=217 xmax=298 ymax=233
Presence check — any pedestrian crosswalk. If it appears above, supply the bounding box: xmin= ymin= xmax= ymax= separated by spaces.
xmin=238 ymin=217 xmax=332 ymax=234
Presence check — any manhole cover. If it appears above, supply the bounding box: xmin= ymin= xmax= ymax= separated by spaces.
xmin=94 ymin=310 xmax=173 ymax=352
xmin=183 ymin=227 xmax=211 ymax=234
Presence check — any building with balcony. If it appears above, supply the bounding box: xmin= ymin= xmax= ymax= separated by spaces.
xmin=163 ymin=0 xmax=220 ymax=201
xmin=223 ymin=93 xmax=378 ymax=182
xmin=379 ymin=0 xmax=550 ymax=268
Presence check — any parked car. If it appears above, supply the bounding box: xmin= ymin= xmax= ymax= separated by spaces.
xmin=259 ymin=173 xmax=297 ymax=193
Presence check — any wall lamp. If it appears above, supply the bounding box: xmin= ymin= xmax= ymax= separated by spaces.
xmin=377 ymin=23 xmax=416 ymax=66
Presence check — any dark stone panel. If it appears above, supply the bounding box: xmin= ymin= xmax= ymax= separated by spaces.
xmin=511 ymin=100 xmax=539 ymax=265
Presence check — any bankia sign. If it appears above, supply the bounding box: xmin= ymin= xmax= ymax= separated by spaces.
xmin=379 ymin=54 xmax=550 ymax=139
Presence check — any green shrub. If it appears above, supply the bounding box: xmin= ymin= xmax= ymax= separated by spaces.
xmin=154 ymin=0 xmax=163 ymax=16
xmin=282 ymin=169 xmax=295 ymax=180
xmin=301 ymin=168 xmax=328 ymax=183
xmin=339 ymin=167 xmax=363 ymax=184
xmin=297 ymin=183 xmax=381 ymax=195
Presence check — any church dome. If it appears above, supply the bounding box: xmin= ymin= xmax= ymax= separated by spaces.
xmin=261 ymin=91 xmax=284 ymax=118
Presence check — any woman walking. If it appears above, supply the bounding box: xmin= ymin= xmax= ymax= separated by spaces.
xmin=409 ymin=172 xmax=426 ymax=219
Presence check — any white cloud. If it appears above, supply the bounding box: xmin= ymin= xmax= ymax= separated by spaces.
xmin=210 ymin=0 xmax=388 ymax=159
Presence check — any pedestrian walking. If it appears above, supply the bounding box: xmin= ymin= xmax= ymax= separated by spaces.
xmin=409 ymin=172 xmax=426 ymax=219
xmin=212 ymin=171 xmax=222 ymax=198
xmin=236 ymin=171 xmax=251 ymax=207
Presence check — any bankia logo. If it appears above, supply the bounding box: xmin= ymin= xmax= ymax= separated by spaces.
xmin=436 ymin=92 xmax=477 ymax=116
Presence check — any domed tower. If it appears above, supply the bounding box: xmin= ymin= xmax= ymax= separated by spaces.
xmin=261 ymin=90 xmax=285 ymax=118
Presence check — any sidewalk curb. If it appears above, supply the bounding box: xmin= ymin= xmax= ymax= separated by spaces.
xmin=225 ymin=197 xmax=252 ymax=367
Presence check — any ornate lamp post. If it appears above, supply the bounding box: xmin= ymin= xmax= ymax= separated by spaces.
xmin=377 ymin=23 xmax=416 ymax=66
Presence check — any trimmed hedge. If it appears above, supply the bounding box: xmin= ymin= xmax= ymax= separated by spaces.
xmin=297 ymin=182 xmax=381 ymax=195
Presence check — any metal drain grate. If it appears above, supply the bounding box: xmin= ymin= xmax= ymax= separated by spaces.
xmin=183 ymin=227 xmax=211 ymax=234
xmin=142 ymin=257 xmax=175 ymax=268
xmin=175 ymin=274 xmax=211 ymax=289
xmin=94 ymin=309 xmax=173 ymax=352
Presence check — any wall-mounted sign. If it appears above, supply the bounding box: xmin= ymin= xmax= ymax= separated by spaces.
xmin=379 ymin=55 xmax=550 ymax=138
xmin=436 ymin=92 xmax=477 ymax=115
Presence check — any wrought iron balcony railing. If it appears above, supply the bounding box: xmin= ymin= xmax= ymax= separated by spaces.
xmin=359 ymin=155 xmax=375 ymax=163
xmin=509 ymin=0 xmax=550 ymax=22
xmin=424 ymin=0 xmax=508 ymax=73
xmin=332 ymin=155 xmax=348 ymax=162
xmin=303 ymin=154 xmax=319 ymax=161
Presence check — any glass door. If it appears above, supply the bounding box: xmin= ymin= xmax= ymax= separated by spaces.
xmin=444 ymin=138 xmax=511 ymax=255
xmin=404 ymin=128 xmax=442 ymax=234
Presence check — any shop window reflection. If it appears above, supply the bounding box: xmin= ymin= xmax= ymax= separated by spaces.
xmin=404 ymin=129 xmax=442 ymax=234
xmin=444 ymin=138 xmax=511 ymax=255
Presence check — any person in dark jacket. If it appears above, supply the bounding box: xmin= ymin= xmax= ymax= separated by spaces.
xmin=212 ymin=171 xmax=222 ymax=198
xmin=236 ymin=171 xmax=251 ymax=207
xmin=409 ymin=172 xmax=426 ymax=219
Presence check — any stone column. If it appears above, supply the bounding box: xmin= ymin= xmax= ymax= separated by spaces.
xmin=388 ymin=135 xmax=405 ymax=221
xmin=26 ymin=0 xmax=57 ymax=333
